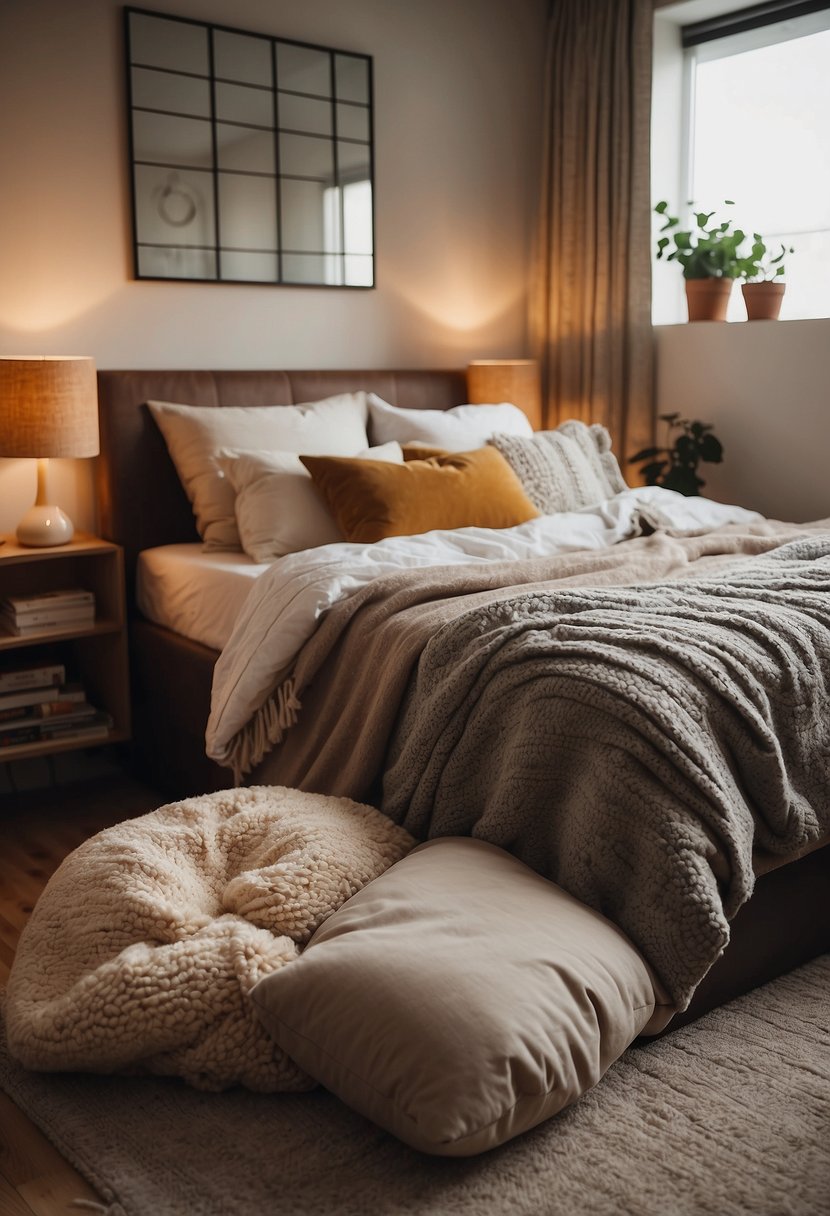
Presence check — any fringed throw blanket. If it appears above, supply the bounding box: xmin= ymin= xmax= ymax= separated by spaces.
xmin=5 ymin=786 xmax=413 ymax=1091
xmin=246 ymin=527 xmax=830 ymax=1009
xmin=381 ymin=536 xmax=830 ymax=1007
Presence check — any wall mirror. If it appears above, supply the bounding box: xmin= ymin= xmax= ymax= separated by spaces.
xmin=125 ymin=8 xmax=374 ymax=287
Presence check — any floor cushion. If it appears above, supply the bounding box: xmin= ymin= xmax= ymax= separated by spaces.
xmin=251 ymin=837 xmax=663 ymax=1154
xmin=5 ymin=786 xmax=413 ymax=1092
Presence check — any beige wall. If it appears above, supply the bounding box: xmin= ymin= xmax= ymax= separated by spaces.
xmin=0 ymin=0 xmax=546 ymax=532
xmin=655 ymin=318 xmax=830 ymax=523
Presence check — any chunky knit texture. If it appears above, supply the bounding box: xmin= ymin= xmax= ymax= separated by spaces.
xmin=6 ymin=786 xmax=414 ymax=1091
xmin=488 ymin=421 xmax=628 ymax=514
xmin=382 ymin=537 xmax=830 ymax=1008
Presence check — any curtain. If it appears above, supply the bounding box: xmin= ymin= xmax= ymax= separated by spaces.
xmin=530 ymin=0 xmax=654 ymax=463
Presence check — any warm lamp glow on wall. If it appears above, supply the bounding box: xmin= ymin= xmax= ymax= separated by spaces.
xmin=0 ymin=356 xmax=99 ymax=546
xmin=466 ymin=359 xmax=542 ymax=430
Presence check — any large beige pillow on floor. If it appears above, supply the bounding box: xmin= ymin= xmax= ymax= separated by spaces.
xmin=251 ymin=837 xmax=662 ymax=1156
xmin=148 ymin=394 xmax=370 ymax=550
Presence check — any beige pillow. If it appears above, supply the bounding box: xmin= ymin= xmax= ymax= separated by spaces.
xmin=251 ymin=838 xmax=663 ymax=1157
xmin=218 ymin=443 xmax=404 ymax=562
xmin=300 ymin=447 xmax=539 ymax=543
xmin=488 ymin=421 xmax=628 ymax=514
xmin=148 ymin=394 xmax=370 ymax=550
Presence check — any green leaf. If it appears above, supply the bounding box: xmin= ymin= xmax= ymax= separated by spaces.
xmin=662 ymin=467 xmax=704 ymax=496
xmin=629 ymin=446 xmax=662 ymax=463
xmin=658 ymin=412 xmax=680 ymax=424
xmin=641 ymin=460 xmax=668 ymax=485
xmin=699 ymin=434 xmax=723 ymax=463
xmin=675 ymin=434 xmax=696 ymax=464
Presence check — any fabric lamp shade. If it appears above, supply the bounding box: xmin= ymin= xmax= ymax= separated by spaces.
xmin=467 ymin=360 xmax=542 ymax=431
xmin=0 ymin=356 xmax=99 ymax=546
xmin=0 ymin=356 xmax=99 ymax=458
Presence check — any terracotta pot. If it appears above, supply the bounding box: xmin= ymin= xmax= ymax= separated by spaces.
xmin=742 ymin=281 xmax=786 ymax=321
xmin=685 ymin=278 xmax=733 ymax=322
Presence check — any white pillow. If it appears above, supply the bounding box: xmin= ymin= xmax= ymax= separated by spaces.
xmin=218 ymin=442 xmax=404 ymax=562
xmin=149 ymin=394 xmax=370 ymax=550
xmin=367 ymin=394 xmax=533 ymax=451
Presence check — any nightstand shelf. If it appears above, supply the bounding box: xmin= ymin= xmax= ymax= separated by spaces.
xmin=0 ymin=534 xmax=130 ymax=763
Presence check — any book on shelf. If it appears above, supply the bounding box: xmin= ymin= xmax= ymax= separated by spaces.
xmin=0 ymin=663 xmax=66 ymax=695
xmin=0 ymin=702 xmax=97 ymax=733
xmin=0 ymin=588 xmax=96 ymax=636
xmin=2 ymin=588 xmax=94 ymax=613
xmin=1 ymin=604 xmax=96 ymax=634
xmin=0 ymin=683 xmax=86 ymax=720
xmin=0 ymin=708 xmax=112 ymax=752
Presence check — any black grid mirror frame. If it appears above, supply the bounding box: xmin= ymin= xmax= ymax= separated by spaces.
xmin=125 ymin=7 xmax=375 ymax=287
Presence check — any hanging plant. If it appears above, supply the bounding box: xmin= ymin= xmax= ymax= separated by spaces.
xmin=630 ymin=414 xmax=723 ymax=497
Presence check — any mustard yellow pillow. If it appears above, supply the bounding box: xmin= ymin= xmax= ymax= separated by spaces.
xmin=400 ymin=443 xmax=449 ymax=461
xmin=300 ymin=447 xmax=539 ymax=543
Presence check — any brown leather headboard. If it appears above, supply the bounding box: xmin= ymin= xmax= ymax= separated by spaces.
xmin=96 ymin=368 xmax=469 ymax=588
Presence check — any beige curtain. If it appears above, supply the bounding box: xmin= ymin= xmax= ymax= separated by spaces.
xmin=530 ymin=0 xmax=654 ymax=464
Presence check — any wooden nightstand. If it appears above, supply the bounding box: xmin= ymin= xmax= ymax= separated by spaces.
xmin=0 ymin=534 xmax=130 ymax=762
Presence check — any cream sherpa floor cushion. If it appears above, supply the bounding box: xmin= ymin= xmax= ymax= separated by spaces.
xmin=5 ymin=786 xmax=414 ymax=1092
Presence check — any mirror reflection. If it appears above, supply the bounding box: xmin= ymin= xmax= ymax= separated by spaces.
xmin=126 ymin=8 xmax=374 ymax=287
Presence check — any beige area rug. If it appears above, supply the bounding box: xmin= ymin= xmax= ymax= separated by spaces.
xmin=1 ymin=956 xmax=829 ymax=1216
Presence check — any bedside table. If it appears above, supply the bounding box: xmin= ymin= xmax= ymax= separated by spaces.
xmin=0 ymin=534 xmax=130 ymax=762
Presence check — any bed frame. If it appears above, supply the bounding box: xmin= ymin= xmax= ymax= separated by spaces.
xmin=95 ymin=367 xmax=829 ymax=1029
xmin=96 ymin=368 xmax=470 ymax=795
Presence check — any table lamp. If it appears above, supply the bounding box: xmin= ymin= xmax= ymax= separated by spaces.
xmin=466 ymin=359 xmax=542 ymax=431
xmin=0 ymin=356 xmax=100 ymax=546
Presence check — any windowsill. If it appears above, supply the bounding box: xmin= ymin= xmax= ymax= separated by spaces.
xmin=653 ymin=315 xmax=830 ymax=329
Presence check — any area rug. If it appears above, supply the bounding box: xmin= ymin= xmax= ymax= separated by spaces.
xmin=1 ymin=957 xmax=828 ymax=1216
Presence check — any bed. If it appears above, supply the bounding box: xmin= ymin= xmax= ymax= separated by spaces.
xmin=95 ymin=367 xmax=830 ymax=1038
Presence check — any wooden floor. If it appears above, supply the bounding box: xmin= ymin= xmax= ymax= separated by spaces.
xmin=0 ymin=772 xmax=163 ymax=1216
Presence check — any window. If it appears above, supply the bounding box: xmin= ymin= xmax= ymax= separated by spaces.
xmin=652 ymin=2 xmax=830 ymax=322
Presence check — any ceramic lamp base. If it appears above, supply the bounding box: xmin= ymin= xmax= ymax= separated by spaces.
xmin=16 ymin=504 xmax=75 ymax=547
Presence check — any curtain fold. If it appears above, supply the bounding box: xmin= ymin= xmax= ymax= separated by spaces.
xmin=530 ymin=0 xmax=654 ymax=463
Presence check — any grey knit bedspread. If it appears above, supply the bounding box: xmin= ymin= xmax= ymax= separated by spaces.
xmin=381 ymin=536 xmax=830 ymax=1007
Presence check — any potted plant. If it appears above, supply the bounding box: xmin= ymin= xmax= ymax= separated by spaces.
xmin=737 ymin=234 xmax=794 ymax=320
xmin=629 ymin=413 xmax=723 ymax=496
xmin=655 ymin=200 xmax=746 ymax=322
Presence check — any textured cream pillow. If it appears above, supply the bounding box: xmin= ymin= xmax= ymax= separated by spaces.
xmin=218 ymin=443 xmax=404 ymax=562
xmin=488 ymin=421 xmax=628 ymax=514
xmin=148 ymin=394 xmax=370 ymax=550
xmin=367 ymin=393 xmax=533 ymax=451
xmin=251 ymin=838 xmax=662 ymax=1157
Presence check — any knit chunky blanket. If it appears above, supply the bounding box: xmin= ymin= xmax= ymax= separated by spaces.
xmin=249 ymin=527 xmax=830 ymax=1009
xmin=5 ymin=786 xmax=413 ymax=1090
xmin=381 ymin=536 xmax=830 ymax=1006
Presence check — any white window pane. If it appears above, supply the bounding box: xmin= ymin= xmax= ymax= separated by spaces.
xmin=343 ymin=180 xmax=372 ymax=256
xmin=692 ymin=30 xmax=830 ymax=234
xmin=775 ymin=230 xmax=830 ymax=320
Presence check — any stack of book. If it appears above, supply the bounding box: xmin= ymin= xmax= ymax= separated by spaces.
xmin=0 ymin=588 xmax=96 ymax=637
xmin=0 ymin=662 xmax=112 ymax=754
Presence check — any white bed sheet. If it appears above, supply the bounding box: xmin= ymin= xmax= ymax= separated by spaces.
xmin=136 ymin=544 xmax=270 ymax=652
